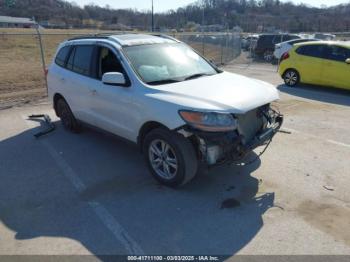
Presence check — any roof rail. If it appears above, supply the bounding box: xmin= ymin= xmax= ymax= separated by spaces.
xmin=67 ymin=32 xmax=128 ymax=41
xmin=151 ymin=34 xmax=180 ymax=43
xmin=67 ymin=34 xmax=111 ymax=41
xmin=67 ymin=33 xmax=126 ymax=46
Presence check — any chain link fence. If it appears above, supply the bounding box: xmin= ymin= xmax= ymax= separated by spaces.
xmin=0 ymin=30 xmax=241 ymax=108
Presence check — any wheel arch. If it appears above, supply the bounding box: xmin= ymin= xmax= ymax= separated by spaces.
xmin=137 ymin=121 xmax=169 ymax=152
xmin=282 ymin=68 xmax=300 ymax=78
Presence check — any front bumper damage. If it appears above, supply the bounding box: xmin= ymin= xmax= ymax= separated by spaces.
xmin=178 ymin=105 xmax=283 ymax=166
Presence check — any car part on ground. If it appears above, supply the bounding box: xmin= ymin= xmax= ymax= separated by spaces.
xmin=28 ymin=114 xmax=56 ymax=138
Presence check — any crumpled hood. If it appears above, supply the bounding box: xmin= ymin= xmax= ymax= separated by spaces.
xmin=146 ymin=71 xmax=279 ymax=114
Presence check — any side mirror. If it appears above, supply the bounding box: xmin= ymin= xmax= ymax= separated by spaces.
xmin=102 ymin=72 xmax=126 ymax=86
xmin=346 ymin=58 xmax=350 ymax=64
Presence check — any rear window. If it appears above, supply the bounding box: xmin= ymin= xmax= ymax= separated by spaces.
xmin=55 ymin=46 xmax=71 ymax=67
xmin=258 ymin=35 xmax=275 ymax=45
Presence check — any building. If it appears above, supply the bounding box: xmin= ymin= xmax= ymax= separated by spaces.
xmin=0 ymin=16 xmax=36 ymax=28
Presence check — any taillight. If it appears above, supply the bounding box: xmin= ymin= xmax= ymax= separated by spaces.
xmin=281 ymin=52 xmax=290 ymax=62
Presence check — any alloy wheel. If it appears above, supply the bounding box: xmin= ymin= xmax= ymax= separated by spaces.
xmin=148 ymin=139 xmax=178 ymax=180
xmin=284 ymin=71 xmax=298 ymax=86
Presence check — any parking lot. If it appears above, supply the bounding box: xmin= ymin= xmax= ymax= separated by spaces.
xmin=0 ymin=62 xmax=349 ymax=258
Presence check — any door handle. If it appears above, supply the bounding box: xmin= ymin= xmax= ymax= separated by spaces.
xmin=60 ymin=77 xmax=66 ymax=82
xmin=91 ymin=89 xmax=98 ymax=95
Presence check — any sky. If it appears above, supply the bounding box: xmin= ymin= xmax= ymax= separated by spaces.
xmin=73 ymin=0 xmax=350 ymax=12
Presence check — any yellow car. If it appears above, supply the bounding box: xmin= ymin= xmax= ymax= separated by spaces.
xmin=278 ymin=41 xmax=350 ymax=90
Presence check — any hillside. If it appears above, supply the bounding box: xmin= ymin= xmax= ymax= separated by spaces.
xmin=0 ymin=0 xmax=350 ymax=32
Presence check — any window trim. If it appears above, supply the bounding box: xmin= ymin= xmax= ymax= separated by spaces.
xmin=93 ymin=42 xmax=131 ymax=87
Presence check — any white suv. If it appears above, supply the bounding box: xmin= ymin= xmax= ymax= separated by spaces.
xmin=48 ymin=34 xmax=283 ymax=187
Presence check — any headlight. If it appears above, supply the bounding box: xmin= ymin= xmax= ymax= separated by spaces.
xmin=179 ymin=110 xmax=238 ymax=132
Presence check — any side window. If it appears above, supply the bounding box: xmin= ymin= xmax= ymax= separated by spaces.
xmin=97 ymin=47 xmax=123 ymax=79
xmin=296 ymin=45 xmax=325 ymax=59
xmin=273 ymin=35 xmax=282 ymax=44
xmin=287 ymin=35 xmax=299 ymax=41
xmin=325 ymin=46 xmax=350 ymax=62
xmin=55 ymin=46 xmax=71 ymax=67
xmin=72 ymin=45 xmax=94 ymax=76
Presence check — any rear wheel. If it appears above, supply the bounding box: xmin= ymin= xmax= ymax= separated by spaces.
xmin=263 ymin=50 xmax=274 ymax=63
xmin=283 ymin=69 xmax=300 ymax=87
xmin=143 ymin=128 xmax=198 ymax=187
xmin=56 ymin=99 xmax=81 ymax=133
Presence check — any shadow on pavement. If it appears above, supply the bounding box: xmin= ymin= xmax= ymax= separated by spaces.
xmin=0 ymin=119 xmax=275 ymax=258
xmin=278 ymin=84 xmax=350 ymax=107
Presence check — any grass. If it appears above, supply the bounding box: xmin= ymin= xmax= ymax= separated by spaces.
xmin=0 ymin=28 xmax=239 ymax=104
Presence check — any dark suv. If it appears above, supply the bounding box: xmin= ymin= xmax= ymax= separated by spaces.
xmin=255 ymin=34 xmax=300 ymax=62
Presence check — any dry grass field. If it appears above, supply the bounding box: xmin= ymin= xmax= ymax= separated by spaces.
xmin=0 ymin=28 xmax=108 ymax=107
xmin=0 ymin=28 xmax=238 ymax=108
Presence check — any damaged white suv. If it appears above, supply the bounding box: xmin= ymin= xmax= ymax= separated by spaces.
xmin=48 ymin=34 xmax=283 ymax=187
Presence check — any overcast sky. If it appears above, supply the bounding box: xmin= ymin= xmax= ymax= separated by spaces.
xmin=73 ymin=0 xmax=350 ymax=12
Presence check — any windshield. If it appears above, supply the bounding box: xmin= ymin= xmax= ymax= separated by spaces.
xmin=123 ymin=43 xmax=218 ymax=85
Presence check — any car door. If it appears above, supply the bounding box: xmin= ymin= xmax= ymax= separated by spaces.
xmin=87 ymin=44 xmax=139 ymax=141
xmin=322 ymin=45 xmax=350 ymax=90
xmin=294 ymin=44 xmax=326 ymax=85
xmin=62 ymin=44 xmax=97 ymax=124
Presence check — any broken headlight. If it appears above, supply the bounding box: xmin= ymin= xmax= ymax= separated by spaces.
xmin=179 ymin=110 xmax=238 ymax=132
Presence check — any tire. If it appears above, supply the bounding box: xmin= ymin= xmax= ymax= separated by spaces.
xmin=283 ymin=69 xmax=300 ymax=87
xmin=56 ymin=99 xmax=81 ymax=133
xmin=263 ymin=50 xmax=274 ymax=63
xmin=143 ymin=128 xmax=198 ymax=187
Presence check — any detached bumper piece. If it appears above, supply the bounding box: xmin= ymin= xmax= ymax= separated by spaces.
xmin=185 ymin=106 xmax=284 ymax=166
xmin=28 ymin=114 xmax=56 ymax=138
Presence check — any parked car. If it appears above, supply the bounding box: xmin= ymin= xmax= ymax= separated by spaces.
xmin=255 ymin=34 xmax=300 ymax=62
xmin=274 ymin=38 xmax=318 ymax=60
xmin=313 ymin=33 xmax=336 ymax=41
xmin=48 ymin=34 xmax=283 ymax=187
xmin=242 ymin=35 xmax=259 ymax=51
xmin=279 ymin=41 xmax=350 ymax=90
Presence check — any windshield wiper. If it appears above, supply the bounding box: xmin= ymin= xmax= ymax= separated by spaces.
xmin=184 ymin=73 xmax=214 ymax=81
xmin=147 ymin=79 xmax=182 ymax=85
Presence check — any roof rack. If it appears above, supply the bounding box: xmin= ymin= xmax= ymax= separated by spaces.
xmin=151 ymin=34 xmax=180 ymax=43
xmin=67 ymin=33 xmax=180 ymax=47
xmin=68 ymin=33 xmax=126 ymax=46
xmin=68 ymin=34 xmax=110 ymax=41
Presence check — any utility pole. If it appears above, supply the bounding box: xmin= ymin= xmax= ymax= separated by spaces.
xmin=151 ymin=0 xmax=154 ymax=32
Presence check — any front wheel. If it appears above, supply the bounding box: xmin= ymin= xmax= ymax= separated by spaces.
xmin=283 ymin=69 xmax=300 ymax=87
xmin=143 ymin=128 xmax=198 ymax=187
